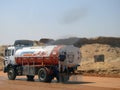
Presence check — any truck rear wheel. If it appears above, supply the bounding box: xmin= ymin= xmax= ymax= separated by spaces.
xmin=58 ymin=74 xmax=69 ymax=83
xmin=38 ymin=68 xmax=52 ymax=82
xmin=26 ymin=75 xmax=34 ymax=81
xmin=7 ymin=68 xmax=16 ymax=80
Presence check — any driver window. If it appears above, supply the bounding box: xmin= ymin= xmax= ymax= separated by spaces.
xmin=5 ymin=49 xmax=12 ymax=56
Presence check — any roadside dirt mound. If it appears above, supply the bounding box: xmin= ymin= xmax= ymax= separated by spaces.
xmin=44 ymin=37 xmax=120 ymax=47
xmin=0 ymin=57 xmax=4 ymax=71
xmin=79 ymin=44 xmax=120 ymax=77
xmin=0 ymin=45 xmax=6 ymax=70
xmin=0 ymin=45 xmax=7 ymax=70
xmin=75 ymin=37 xmax=120 ymax=47
xmin=80 ymin=44 xmax=120 ymax=62
xmin=0 ymin=45 xmax=6 ymax=56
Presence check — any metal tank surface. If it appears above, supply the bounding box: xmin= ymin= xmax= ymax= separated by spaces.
xmin=14 ymin=45 xmax=80 ymax=67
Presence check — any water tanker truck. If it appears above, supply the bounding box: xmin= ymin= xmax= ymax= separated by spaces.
xmin=3 ymin=40 xmax=81 ymax=82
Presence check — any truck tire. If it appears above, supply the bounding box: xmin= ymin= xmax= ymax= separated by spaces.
xmin=38 ymin=68 xmax=52 ymax=82
xmin=26 ymin=75 xmax=34 ymax=81
xmin=7 ymin=68 xmax=16 ymax=80
xmin=58 ymin=74 xmax=69 ymax=83
xmin=62 ymin=75 xmax=69 ymax=83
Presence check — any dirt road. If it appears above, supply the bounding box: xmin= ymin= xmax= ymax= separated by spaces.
xmin=0 ymin=71 xmax=120 ymax=90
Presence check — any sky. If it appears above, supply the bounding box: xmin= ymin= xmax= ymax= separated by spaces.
xmin=0 ymin=0 xmax=120 ymax=45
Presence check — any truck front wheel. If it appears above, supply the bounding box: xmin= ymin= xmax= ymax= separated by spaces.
xmin=7 ymin=68 xmax=16 ymax=80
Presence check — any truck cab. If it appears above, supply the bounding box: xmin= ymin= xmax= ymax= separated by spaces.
xmin=4 ymin=46 xmax=16 ymax=72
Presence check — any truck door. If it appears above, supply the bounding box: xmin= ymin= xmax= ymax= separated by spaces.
xmin=5 ymin=48 xmax=15 ymax=66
